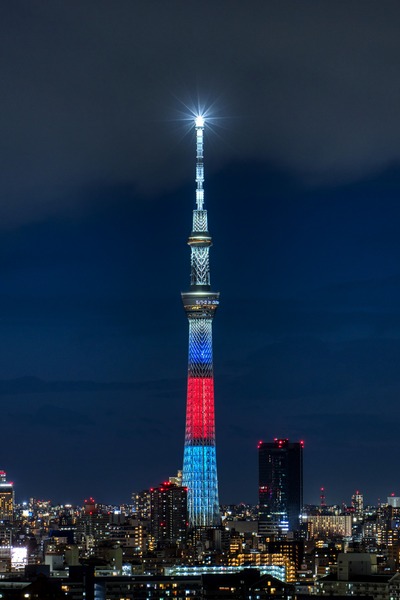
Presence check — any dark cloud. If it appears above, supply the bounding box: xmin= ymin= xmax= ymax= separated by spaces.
xmin=15 ymin=403 xmax=94 ymax=432
xmin=219 ymin=334 xmax=400 ymax=407
xmin=0 ymin=376 xmax=181 ymax=395
xmin=0 ymin=386 xmax=185 ymax=503
xmin=1 ymin=2 xmax=400 ymax=225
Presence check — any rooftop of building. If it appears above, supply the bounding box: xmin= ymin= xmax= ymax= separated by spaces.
xmin=320 ymin=573 xmax=396 ymax=583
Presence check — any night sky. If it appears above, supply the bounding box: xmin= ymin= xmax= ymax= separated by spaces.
xmin=1 ymin=2 xmax=400 ymax=506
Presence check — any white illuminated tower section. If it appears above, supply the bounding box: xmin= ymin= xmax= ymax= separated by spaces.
xmin=181 ymin=116 xmax=220 ymax=527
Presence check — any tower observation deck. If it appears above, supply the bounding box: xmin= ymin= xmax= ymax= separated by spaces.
xmin=181 ymin=116 xmax=220 ymax=528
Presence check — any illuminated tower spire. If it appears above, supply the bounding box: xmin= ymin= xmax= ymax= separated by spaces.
xmin=181 ymin=115 xmax=220 ymax=527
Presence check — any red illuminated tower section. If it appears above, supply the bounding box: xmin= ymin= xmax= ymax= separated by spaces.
xmin=181 ymin=115 xmax=220 ymax=528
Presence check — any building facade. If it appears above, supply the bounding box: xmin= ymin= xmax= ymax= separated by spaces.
xmin=0 ymin=472 xmax=13 ymax=523
xmin=258 ymin=439 xmax=303 ymax=538
xmin=150 ymin=482 xmax=187 ymax=547
xmin=304 ymin=514 xmax=352 ymax=539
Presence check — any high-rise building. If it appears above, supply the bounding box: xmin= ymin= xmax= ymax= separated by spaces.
xmin=150 ymin=481 xmax=187 ymax=547
xmin=320 ymin=487 xmax=327 ymax=508
xmin=258 ymin=439 xmax=303 ymax=538
xmin=76 ymin=498 xmax=109 ymax=551
xmin=133 ymin=490 xmax=151 ymax=520
xmin=181 ymin=116 xmax=220 ymax=528
xmin=388 ymin=495 xmax=400 ymax=508
xmin=352 ymin=490 xmax=364 ymax=517
xmin=0 ymin=471 xmax=14 ymax=523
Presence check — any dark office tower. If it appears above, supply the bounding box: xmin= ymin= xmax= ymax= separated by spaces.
xmin=0 ymin=471 xmax=14 ymax=523
xmin=150 ymin=482 xmax=188 ymax=547
xmin=181 ymin=116 xmax=220 ymax=528
xmin=258 ymin=439 xmax=303 ymax=539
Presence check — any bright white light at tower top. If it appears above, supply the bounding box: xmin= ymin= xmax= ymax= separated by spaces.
xmin=195 ymin=115 xmax=205 ymax=127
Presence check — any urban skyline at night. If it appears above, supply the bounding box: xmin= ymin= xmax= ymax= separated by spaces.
xmin=1 ymin=2 xmax=400 ymax=509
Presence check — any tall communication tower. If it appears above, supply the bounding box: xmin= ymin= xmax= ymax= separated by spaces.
xmin=181 ymin=116 xmax=220 ymax=527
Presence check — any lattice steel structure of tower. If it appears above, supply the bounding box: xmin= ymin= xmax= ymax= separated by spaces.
xmin=181 ymin=116 xmax=220 ymax=528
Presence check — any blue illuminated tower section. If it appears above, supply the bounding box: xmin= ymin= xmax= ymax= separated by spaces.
xmin=181 ymin=116 xmax=220 ymax=527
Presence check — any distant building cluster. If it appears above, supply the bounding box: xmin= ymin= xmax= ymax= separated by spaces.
xmin=0 ymin=451 xmax=397 ymax=599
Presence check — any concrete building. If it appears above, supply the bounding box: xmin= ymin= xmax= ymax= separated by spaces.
xmin=317 ymin=553 xmax=400 ymax=600
xmin=0 ymin=472 xmax=14 ymax=523
xmin=304 ymin=515 xmax=352 ymax=539
xmin=150 ymin=482 xmax=187 ymax=548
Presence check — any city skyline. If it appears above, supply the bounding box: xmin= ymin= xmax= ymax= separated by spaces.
xmin=1 ymin=3 xmax=400 ymax=505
